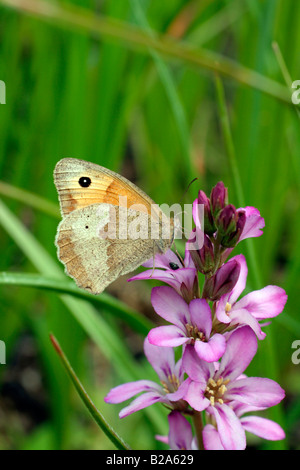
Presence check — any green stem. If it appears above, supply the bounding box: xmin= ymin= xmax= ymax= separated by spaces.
xmin=192 ymin=411 xmax=204 ymax=450
xmin=50 ymin=334 xmax=130 ymax=450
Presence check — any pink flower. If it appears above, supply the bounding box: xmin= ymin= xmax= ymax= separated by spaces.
xmin=203 ymin=402 xmax=285 ymax=450
xmin=148 ymin=286 xmax=226 ymax=362
xmin=104 ymin=337 xmax=188 ymax=418
xmin=215 ymin=255 xmax=287 ymax=339
xmin=128 ymin=249 xmax=199 ymax=302
xmin=238 ymin=206 xmax=265 ymax=241
xmin=192 ymin=184 xmax=265 ymax=247
xmin=156 ymin=411 xmax=198 ymax=450
xmin=182 ymin=327 xmax=285 ymax=450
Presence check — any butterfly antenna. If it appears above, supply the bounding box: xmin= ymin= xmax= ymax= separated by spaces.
xmin=172 ymin=241 xmax=185 ymax=265
xmin=178 ymin=177 xmax=198 ymax=205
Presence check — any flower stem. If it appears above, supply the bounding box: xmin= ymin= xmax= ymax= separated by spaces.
xmin=192 ymin=411 xmax=204 ymax=450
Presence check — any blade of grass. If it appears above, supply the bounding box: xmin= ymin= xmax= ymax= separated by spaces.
xmin=0 ymin=271 xmax=153 ymax=335
xmin=214 ymin=74 xmax=263 ymax=288
xmin=0 ymin=0 xmax=290 ymax=104
xmin=130 ymin=0 xmax=193 ymax=182
xmin=50 ymin=334 xmax=130 ymax=450
xmin=0 ymin=181 xmax=60 ymax=218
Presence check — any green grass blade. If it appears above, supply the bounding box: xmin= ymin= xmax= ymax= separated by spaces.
xmin=0 ymin=0 xmax=290 ymax=103
xmin=0 ymin=271 xmax=153 ymax=335
xmin=0 ymin=181 xmax=60 ymax=218
xmin=130 ymin=0 xmax=193 ymax=181
xmin=50 ymin=334 xmax=130 ymax=450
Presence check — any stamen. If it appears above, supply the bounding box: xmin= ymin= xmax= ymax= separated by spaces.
xmin=161 ymin=374 xmax=180 ymax=394
xmin=225 ymin=302 xmax=232 ymax=314
xmin=204 ymin=376 xmax=229 ymax=406
xmin=185 ymin=323 xmax=206 ymax=342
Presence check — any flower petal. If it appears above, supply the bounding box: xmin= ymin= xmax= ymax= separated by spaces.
xmin=229 ymin=308 xmax=266 ymax=340
xmin=142 ymin=249 xmax=183 ymax=269
xmin=184 ymin=242 xmax=196 ymax=269
xmin=238 ymin=206 xmax=265 ymax=241
xmin=192 ymin=199 xmax=203 ymax=232
xmin=235 ymin=285 xmax=287 ymax=319
xmin=203 ymin=424 xmax=224 ymax=450
xmin=194 ymin=334 xmax=226 ymax=363
xmin=184 ymin=379 xmax=210 ymax=412
xmin=151 ymin=286 xmax=190 ymax=327
xmin=240 ymin=416 xmax=285 ymax=441
xmin=189 ymin=298 xmax=212 ymax=337
xmin=148 ymin=325 xmax=189 ymax=347
xmin=104 ymin=380 xmax=161 ymax=404
xmin=174 ymin=357 xmax=185 ymax=382
xmin=226 ymin=377 xmax=285 ymax=408
xmin=119 ymin=391 xmax=164 ymax=418
xmin=228 ymin=254 xmax=248 ymax=304
xmin=168 ymin=411 xmax=194 ymax=450
xmin=210 ymin=404 xmax=246 ymax=450
xmin=144 ymin=336 xmax=175 ymax=382
xmin=215 ymin=326 xmax=257 ymax=382
xmin=128 ymin=269 xmax=181 ymax=291
xmin=215 ymin=254 xmax=248 ymax=322
xmin=183 ymin=344 xmax=214 ymax=382
xmin=165 ymin=378 xmax=190 ymax=402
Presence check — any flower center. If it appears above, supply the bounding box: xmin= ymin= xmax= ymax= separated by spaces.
xmin=161 ymin=373 xmax=180 ymax=394
xmin=204 ymin=377 xmax=229 ymax=406
xmin=185 ymin=323 xmax=206 ymax=342
xmin=225 ymin=302 xmax=232 ymax=315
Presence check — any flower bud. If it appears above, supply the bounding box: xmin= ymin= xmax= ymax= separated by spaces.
xmin=197 ymin=190 xmax=216 ymax=235
xmin=180 ymin=274 xmax=200 ymax=303
xmin=190 ymin=234 xmax=215 ymax=275
xmin=220 ymin=209 xmax=246 ymax=248
xmin=210 ymin=182 xmax=228 ymax=217
xmin=217 ymin=204 xmax=238 ymax=235
xmin=202 ymin=259 xmax=240 ymax=301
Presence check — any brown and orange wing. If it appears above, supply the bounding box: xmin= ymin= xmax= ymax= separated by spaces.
xmin=54 ymin=158 xmax=154 ymax=217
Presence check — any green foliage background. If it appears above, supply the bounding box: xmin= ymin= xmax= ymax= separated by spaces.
xmin=0 ymin=0 xmax=299 ymax=450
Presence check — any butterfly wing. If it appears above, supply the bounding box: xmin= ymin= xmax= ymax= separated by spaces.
xmin=54 ymin=158 xmax=154 ymax=216
xmin=54 ymin=158 xmax=174 ymax=293
xmin=55 ymin=203 xmax=164 ymax=294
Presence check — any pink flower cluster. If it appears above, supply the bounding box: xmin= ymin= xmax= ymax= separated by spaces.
xmin=105 ymin=182 xmax=287 ymax=450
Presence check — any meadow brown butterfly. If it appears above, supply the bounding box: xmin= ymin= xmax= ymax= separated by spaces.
xmin=54 ymin=158 xmax=174 ymax=294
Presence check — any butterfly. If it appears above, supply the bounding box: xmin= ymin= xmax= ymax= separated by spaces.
xmin=54 ymin=158 xmax=174 ymax=294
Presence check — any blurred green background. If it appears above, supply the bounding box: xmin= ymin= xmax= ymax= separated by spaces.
xmin=0 ymin=0 xmax=299 ymax=450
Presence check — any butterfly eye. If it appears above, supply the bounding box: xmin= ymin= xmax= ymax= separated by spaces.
xmin=79 ymin=176 xmax=91 ymax=187
xmin=169 ymin=262 xmax=179 ymax=270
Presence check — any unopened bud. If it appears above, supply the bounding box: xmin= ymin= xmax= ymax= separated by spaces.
xmin=220 ymin=209 xmax=246 ymax=248
xmin=202 ymin=259 xmax=240 ymax=301
xmin=217 ymin=204 xmax=238 ymax=236
xmin=197 ymin=190 xmax=216 ymax=235
xmin=180 ymin=273 xmax=200 ymax=303
xmin=190 ymin=235 xmax=215 ymax=275
xmin=210 ymin=182 xmax=228 ymax=217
